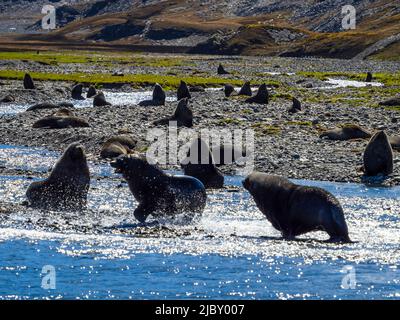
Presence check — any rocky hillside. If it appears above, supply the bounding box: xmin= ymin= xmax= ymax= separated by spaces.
xmin=0 ymin=0 xmax=399 ymax=59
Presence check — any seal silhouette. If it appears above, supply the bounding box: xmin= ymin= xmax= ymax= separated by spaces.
xmin=363 ymin=131 xmax=393 ymax=176
xmin=177 ymin=80 xmax=191 ymax=100
xmin=238 ymin=81 xmax=252 ymax=96
xmin=243 ymin=172 xmax=351 ymax=242
xmin=26 ymin=143 xmax=90 ymax=210
xmin=93 ymin=91 xmax=111 ymax=106
xmin=245 ymin=84 xmax=268 ymax=104
xmin=87 ymin=85 xmax=97 ymax=98
xmin=181 ymin=138 xmax=224 ymax=188
xmin=320 ymin=125 xmax=371 ymax=141
xmin=288 ymin=97 xmax=302 ymax=113
xmin=110 ymin=155 xmax=207 ymax=223
xmin=224 ymin=84 xmax=235 ymax=97
xmin=23 ymin=73 xmax=35 ymax=89
xmin=138 ymin=83 xmax=166 ymax=106
xmin=366 ymin=72 xmax=373 ymax=83
xmin=153 ymin=98 xmax=193 ymax=127
xmin=71 ymin=84 xmax=84 ymax=100
xmin=217 ymin=64 xmax=229 ymax=75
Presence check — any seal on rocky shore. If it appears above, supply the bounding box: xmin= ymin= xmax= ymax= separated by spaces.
xmin=238 ymin=81 xmax=252 ymax=96
xmin=138 ymin=83 xmax=166 ymax=106
xmin=100 ymin=135 xmax=137 ymax=158
xmin=26 ymin=143 xmax=90 ymax=211
xmin=320 ymin=125 xmax=371 ymax=141
xmin=33 ymin=110 xmax=89 ymax=129
xmin=177 ymin=80 xmax=191 ymax=100
xmin=71 ymin=84 xmax=84 ymax=100
xmin=87 ymin=85 xmax=97 ymax=98
xmin=93 ymin=91 xmax=111 ymax=106
xmin=153 ymin=98 xmax=193 ymax=127
xmin=27 ymin=102 xmax=74 ymax=111
xmin=23 ymin=73 xmax=35 ymax=90
xmin=224 ymin=84 xmax=235 ymax=97
xmin=366 ymin=72 xmax=373 ymax=83
xmin=363 ymin=131 xmax=393 ymax=176
xmin=181 ymin=138 xmax=224 ymax=188
xmin=217 ymin=64 xmax=229 ymax=75
xmin=379 ymin=96 xmax=400 ymax=106
xmin=110 ymin=155 xmax=207 ymax=223
xmin=245 ymin=84 xmax=268 ymax=104
xmin=288 ymin=97 xmax=302 ymax=113
xmin=243 ymin=172 xmax=351 ymax=242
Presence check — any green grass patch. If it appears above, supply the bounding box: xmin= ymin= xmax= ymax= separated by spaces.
xmin=251 ymin=122 xmax=281 ymax=135
xmin=286 ymin=121 xmax=313 ymax=126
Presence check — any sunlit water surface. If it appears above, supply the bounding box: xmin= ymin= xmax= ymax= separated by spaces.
xmin=0 ymin=145 xmax=399 ymax=300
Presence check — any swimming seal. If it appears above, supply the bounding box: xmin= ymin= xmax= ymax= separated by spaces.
xmin=177 ymin=80 xmax=191 ymax=100
xmin=320 ymin=125 xmax=371 ymax=141
xmin=243 ymin=172 xmax=351 ymax=242
xmin=245 ymin=84 xmax=268 ymax=104
xmin=153 ymin=98 xmax=193 ymax=128
xmin=181 ymin=138 xmax=224 ymax=188
xmin=110 ymin=155 xmax=207 ymax=223
xmin=138 ymin=83 xmax=166 ymax=106
xmin=363 ymin=131 xmax=393 ymax=176
xmin=23 ymin=73 xmax=35 ymax=90
xmin=26 ymin=143 xmax=90 ymax=210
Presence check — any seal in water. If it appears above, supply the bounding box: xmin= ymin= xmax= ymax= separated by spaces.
xmin=71 ymin=84 xmax=84 ymax=100
xmin=153 ymin=98 xmax=193 ymax=128
xmin=320 ymin=125 xmax=371 ymax=141
xmin=181 ymin=137 xmax=224 ymax=188
xmin=177 ymin=80 xmax=191 ymax=100
xmin=93 ymin=91 xmax=111 ymax=106
xmin=243 ymin=172 xmax=351 ymax=242
xmin=110 ymin=155 xmax=207 ymax=223
xmin=245 ymin=84 xmax=268 ymax=104
xmin=138 ymin=83 xmax=166 ymax=106
xmin=363 ymin=131 xmax=393 ymax=176
xmin=26 ymin=143 xmax=90 ymax=210
xmin=238 ymin=81 xmax=252 ymax=96
xmin=23 ymin=73 xmax=35 ymax=90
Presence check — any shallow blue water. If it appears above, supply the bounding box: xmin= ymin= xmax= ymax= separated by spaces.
xmin=0 ymin=145 xmax=399 ymax=300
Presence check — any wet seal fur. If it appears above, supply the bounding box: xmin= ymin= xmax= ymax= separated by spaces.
xmin=320 ymin=125 xmax=371 ymax=141
xmin=181 ymin=138 xmax=224 ymax=188
xmin=153 ymin=98 xmax=193 ymax=127
xmin=110 ymin=155 xmax=207 ymax=223
xmin=138 ymin=83 xmax=166 ymax=106
xmin=363 ymin=131 xmax=393 ymax=176
xmin=26 ymin=143 xmax=90 ymax=211
xmin=243 ymin=172 xmax=351 ymax=242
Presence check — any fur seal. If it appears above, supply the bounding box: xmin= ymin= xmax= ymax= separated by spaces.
xmin=288 ymin=97 xmax=302 ymax=113
xmin=245 ymin=84 xmax=268 ymax=104
xmin=153 ymin=98 xmax=193 ymax=128
xmin=379 ymin=97 xmax=400 ymax=106
xmin=87 ymin=85 xmax=97 ymax=98
xmin=366 ymin=72 xmax=373 ymax=83
xmin=320 ymin=125 xmax=371 ymax=141
xmin=181 ymin=138 xmax=224 ymax=188
xmin=33 ymin=110 xmax=89 ymax=129
xmin=138 ymin=83 xmax=166 ymax=106
xmin=389 ymin=136 xmax=400 ymax=151
xmin=93 ymin=91 xmax=111 ymax=107
xmin=100 ymin=135 xmax=137 ymax=159
xmin=0 ymin=95 xmax=15 ymax=103
xmin=26 ymin=102 xmax=74 ymax=111
xmin=189 ymin=85 xmax=205 ymax=92
xmin=23 ymin=73 xmax=35 ymax=90
xmin=224 ymin=84 xmax=235 ymax=97
xmin=177 ymin=80 xmax=191 ymax=100
xmin=217 ymin=64 xmax=230 ymax=75
xmin=110 ymin=155 xmax=207 ymax=223
xmin=363 ymin=131 xmax=393 ymax=176
xmin=26 ymin=143 xmax=90 ymax=210
xmin=238 ymin=81 xmax=252 ymax=96
xmin=71 ymin=84 xmax=84 ymax=100
xmin=243 ymin=172 xmax=351 ymax=242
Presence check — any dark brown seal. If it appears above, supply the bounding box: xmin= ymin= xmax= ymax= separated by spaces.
xmin=320 ymin=125 xmax=371 ymax=141
xmin=363 ymin=131 xmax=393 ymax=176
xmin=245 ymin=84 xmax=268 ymax=104
xmin=153 ymin=98 xmax=193 ymax=128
